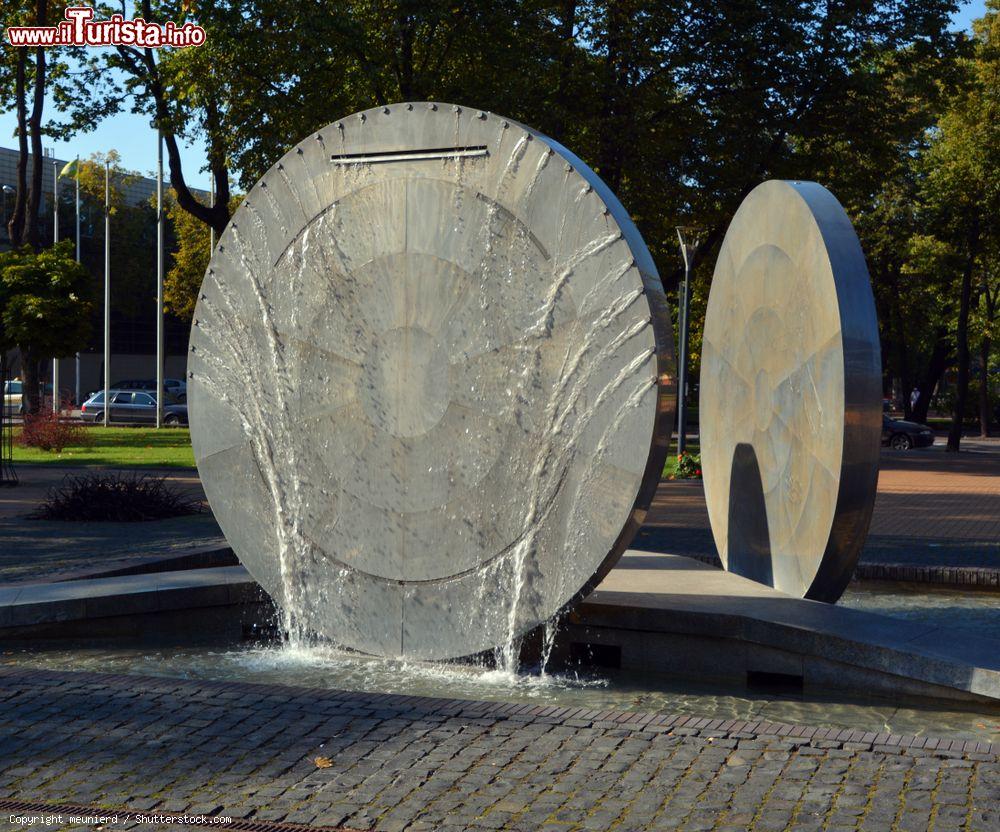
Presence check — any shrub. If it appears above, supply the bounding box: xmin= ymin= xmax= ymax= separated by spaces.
xmin=18 ymin=410 xmax=91 ymax=453
xmin=31 ymin=472 xmax=205 ymax=522
xmin=672 ymin=451 xmax=702 ymax=480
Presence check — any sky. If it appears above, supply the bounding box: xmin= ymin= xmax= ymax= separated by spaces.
xmin=0 ymin=0 xmax=990 ymax=191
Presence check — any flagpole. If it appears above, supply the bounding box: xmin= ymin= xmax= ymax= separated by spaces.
xmin=103 ymin=160 xmax=110 ymax=428
xmin=156 ymin=131 xmax=164 ymax=429
xmin=74 ymin=157 xmax=80 ymax=409
xmin=52 ymin=160 xmax=59 ymax=414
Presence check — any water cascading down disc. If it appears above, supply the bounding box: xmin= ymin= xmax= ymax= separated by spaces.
xmin=700 ymin=180 xmax=882 ymax=603
xmin=188 ymin=103 xmax=675 ymax=659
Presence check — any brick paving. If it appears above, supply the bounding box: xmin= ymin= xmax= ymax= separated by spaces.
xmin=646 ymin=450 xmax=1000 ymax=543
xmin=640 ymin=449 xmax=1000 ymax=578
xmin=0 ymin=669 xmax=997 ymax=831
xmin=871 ymin=452 xmax=1000 ymax=542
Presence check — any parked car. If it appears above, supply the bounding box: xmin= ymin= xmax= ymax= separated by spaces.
xmin=3 ymin=380 xmax=64 ymax=414
xmin=882 ymin=415 xmax=935 ymax=450
xmin=80 ymin=389 xmax=188 ymax=426
xmin=3 ymin=380 xmax=24 ymax=416
xmin=164 ymin=378 xmax=187 ymax=400
xmin=111 ymin=378 xmax=187 ymax=400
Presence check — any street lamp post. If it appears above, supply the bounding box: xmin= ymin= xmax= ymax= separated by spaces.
xmin=156 ymin=132 xmax=164 ymax=428
xmin=103 ymin=160 xmax=110 ymax=428
xmin=675 ymin=226 xmax=703 ymax=456
xmin=52 ymin=161 xmax=59 ymax=414
xmin=74 ymin=158 xmax=80 ymax=409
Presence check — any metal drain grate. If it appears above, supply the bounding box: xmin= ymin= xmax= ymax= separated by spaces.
xmin=330 ymin=145 xmax=488 ymax=164
xmin=0 ymin=799 xmax=362 ymax=831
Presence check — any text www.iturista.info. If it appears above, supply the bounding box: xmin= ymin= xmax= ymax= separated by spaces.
xmin=5 ymin=6 xmax=205 ymax=48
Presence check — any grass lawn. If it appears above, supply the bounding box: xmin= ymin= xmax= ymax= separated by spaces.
xmin=12 ymin=426 xmax=196 ymax=468
xmin=12 ymin=424 xmax=694 ymax=475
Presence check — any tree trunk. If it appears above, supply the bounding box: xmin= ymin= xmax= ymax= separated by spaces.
xmin=395 ymin=11 xmax=415 ymax=99
xmin=980 ymin=336 xmax=992 ymax=437
xmin=913 ymin=327 xmax=950 ymax=425
xmin=595 ymin=4 xmax=629 ymax=193
xmin=127 ymin=0 xmax=231 ymax=237
xmin=20 ymin=348 xmax=41 ymax=416
xmin=147 ymin=93 xmax=228 ymax=238
xmin=887 ymin=265 xmax=912 ymax=417
xmin=549 ymin=0 xmax=579 ymax=139
xmin=25 ymin=0 xmax=48 ymax=252
xmin=872 ymin=263 xmax=895 ymax=408
xmin=947 ymin=226 xmax=979 ymax=452
xmin=6 ymin=48 xmax=28 ymax=248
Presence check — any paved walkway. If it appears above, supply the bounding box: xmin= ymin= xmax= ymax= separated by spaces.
xmin=0 ymin=669 xmax=996 ymax=832
xmin=0 ymin=466 xmax=205 ymax=521
xmin=0 ymin=466 xmax=222 ymax=585
xmin=1 ymin=447 xmax=997 ymax=586
xmin=640 ymin=449 xmax=1000 ymax=574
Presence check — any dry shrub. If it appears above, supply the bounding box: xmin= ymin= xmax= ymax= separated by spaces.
xmin=32 ymin=472 xmax=204 ymax=522
xmin=18 ymin=411 xmax=91 ymax=453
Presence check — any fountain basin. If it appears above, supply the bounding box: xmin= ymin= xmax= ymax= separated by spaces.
xmin=3 ymin=551 xmax=998 ymax=705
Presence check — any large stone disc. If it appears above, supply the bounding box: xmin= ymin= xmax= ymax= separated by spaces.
xmin=700 ymin=180 xmax=881 ymax=602
xmin=188 ymin=103 xmax=675 ymax=659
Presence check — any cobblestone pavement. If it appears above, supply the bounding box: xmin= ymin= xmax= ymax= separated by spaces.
xmin=0 ymin=669 xmax=997 ymax=831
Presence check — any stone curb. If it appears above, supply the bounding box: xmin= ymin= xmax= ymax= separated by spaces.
xmin=853 ymin=561 xmax=1000 ymax=588
xmin=0 ymin=541 xmax=234 ymax=588
xmin=680 ymin=551 xmax=1000 ymax=588
xmin=2 ymin=666 xmax=995 ymax=760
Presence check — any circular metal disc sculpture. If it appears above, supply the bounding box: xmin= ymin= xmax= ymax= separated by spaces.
xmin=700 ymin=180 xmax=881 ymax=603
xmin=189 ymin=103 xmax=674 ymax=660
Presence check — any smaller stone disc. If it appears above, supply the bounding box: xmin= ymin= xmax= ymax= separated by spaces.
xmin=700 ymin=180 xmax=881 ymax=602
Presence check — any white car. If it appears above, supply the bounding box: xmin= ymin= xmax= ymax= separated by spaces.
xmin=3 ymin=380 xmax=23 ymax=415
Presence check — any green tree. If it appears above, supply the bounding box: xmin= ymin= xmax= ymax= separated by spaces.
xmin=162 ymin=190 xmax=241 ymax=321
xmin=1 ymin=1 xmax=97 ymax=249
xmin=71 ymin=152 xmax=155 ymax=320
xmin=907 ymin=3 xmax=1000 ymax=448
xmin=0 ymin=241 xmax=93 ymax=414
xmin=2 ymin=0 xmax=55 ymax=250
xmin=163 ymin=190 xmax=208 ymax=322
xmin=64 ymin=0 xmax=968 ymax=415
xmin=973 ymin=235 xmax=999 ymax=434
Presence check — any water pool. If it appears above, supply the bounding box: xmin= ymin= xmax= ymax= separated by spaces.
xmin=5 ymin=631 xmax=999 ymax=745
xmin=840 ymin=582 xmax=1000 ymax=640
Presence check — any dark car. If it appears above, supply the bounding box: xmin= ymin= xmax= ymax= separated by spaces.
xmin=111 ymin=378 xmax=187 ymax=401
xmin=80 ymin=389 xmax=188 ymax=426
xmin=112 ymin=379 xmax=157 ymax=391
xmin=882 ymin=415 xmax=935 ymax=450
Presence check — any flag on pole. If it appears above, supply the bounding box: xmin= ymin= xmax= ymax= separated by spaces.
xmin=59 ymin=159 xmax=79 ymax=178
